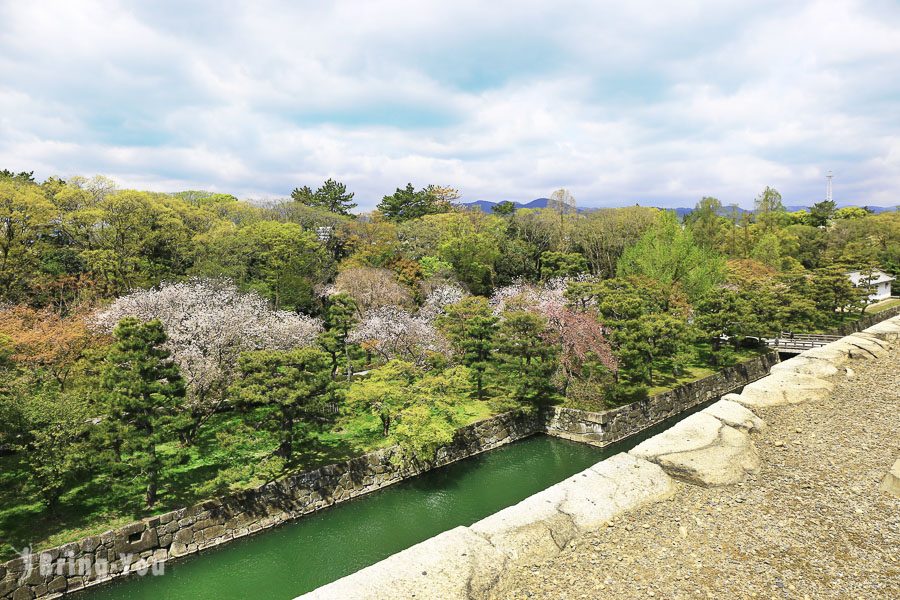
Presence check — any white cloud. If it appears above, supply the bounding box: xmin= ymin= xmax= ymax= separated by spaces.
xmin=0 ymin=0 xmax=898 ymax=208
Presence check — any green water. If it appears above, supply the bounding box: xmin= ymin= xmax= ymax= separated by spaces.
xmin=79 ymin=403 xmax=711 ymax=600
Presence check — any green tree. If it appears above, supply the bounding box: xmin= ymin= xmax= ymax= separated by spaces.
xmin=377 ymin=183 xmax=450 ymax=222
xmin=393 ymin=366 xmax=470 ymax=462
xmin=496 ymin=311 xmax=558 ymax=406
xmin=685 ymin=196 xmax=725 ymax=250
xmin=436 ymin=296 xmax=499 ymax=399
xmin=292 ymin=179 xmax=357 ymax=216
xmin=833 ymin=206 xmax=870 ymax=220
xmin=811 ymin=265 xmax=857 ymax=317
xmin=318 ymin=293 xmax=358 ymax=379
xmin=808 ymin=200 xmax=836 ymax=227
xmin=492 ymin=201 xmax=517 ymax=216
xmin=192 ymin=220 xmax=331 ymax=311
xmin=617 ymin=211 xmax=725 ymax=301
xmin=346 ymin=360 xmax=419 ymax=436
xmin=19 ymin=389 xmax=93 ymax=512
xmin=754 ymin=186 xmax=786 ymax=233
xmin=539 ymin=251 xmax=588 ymax=279
xmin=0 ymin=179 xmax=56 ymax=301
xmin=0 ymin=169 xmax=36 ymax=184
xmin=98 ymin=318 xmax=186 ymax=508
xmin=233 ymin=348 xmax=332 ymax=463
xmin=615 ymin=312 xmax=688 ymax=385
xmin=572 ymin=207 xmax=659 ymax=278
xmin=694 ymin=288 xmax=747 ymax=362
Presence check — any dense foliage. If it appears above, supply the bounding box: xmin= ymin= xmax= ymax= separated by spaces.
xmin=1 ymin=170 xmax=897 ymax=557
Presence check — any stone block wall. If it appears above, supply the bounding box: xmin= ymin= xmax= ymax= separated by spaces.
xmin=543 ymin=352 xmax=780 ymax=447
xmin=0 ymin=411 xmax=540 ymax=600
xmin=828 ymin=303 xmax=900 ymax=337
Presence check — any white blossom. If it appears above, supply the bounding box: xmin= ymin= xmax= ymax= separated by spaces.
xmin=348 ymin=305 xmax=448 ymax=365
xmin=92 ymin=279 xmax=322 ymax=418
xmin=417 ymin=282 xmax=467 ymax=321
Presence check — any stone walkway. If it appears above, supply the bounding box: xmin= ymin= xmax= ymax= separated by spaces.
xmin=491 ymin=350 xmax=900 ymax=600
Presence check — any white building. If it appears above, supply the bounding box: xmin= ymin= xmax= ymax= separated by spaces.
xmin=847 ymin=270 xmax=895 ymax=301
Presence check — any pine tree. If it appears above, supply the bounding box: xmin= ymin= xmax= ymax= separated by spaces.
xmin=291 ymin=179 xmax=357 ymax=215
xmin=98 ymin=318 xmax=185 ymax=508
xmin=496 ymin=311 xmax=558 ymax=406
xmin=318 ymin=293 xmax=358 ymax=379
xmin=232 ymin=348 xmax=332 ymax=463
xmin=436 ymin=296 xmax=499 ymax=399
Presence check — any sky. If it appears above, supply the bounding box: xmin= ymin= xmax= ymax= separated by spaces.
xmin=1 ymin=0 xmax=899 ymax=210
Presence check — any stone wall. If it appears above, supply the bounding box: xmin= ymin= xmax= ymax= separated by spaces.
xmin=543 ymin=352 xmax=779 ymax=447
xmin=0 ymin=411 xmax=540 ymax=600
xmin=828 ymin=303 xmax=900 ymax=336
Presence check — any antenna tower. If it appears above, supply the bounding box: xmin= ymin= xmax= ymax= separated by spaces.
xmin=826 ymin=171 xmax=833 ymax=203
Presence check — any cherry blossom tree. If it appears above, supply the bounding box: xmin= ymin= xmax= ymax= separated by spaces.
xmin=490 ymin=277 xmax=615 ymax=395
xmin=92 ymin=279 xmax=322 ymax=442
xmin=347 ymin=305 xmax=448 ymax=366
xmin=418 ymin=282 xmax=466 ymax=321
xmin=333 ymin=267 xmax=411 ymax=315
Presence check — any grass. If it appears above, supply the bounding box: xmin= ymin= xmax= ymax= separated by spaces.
xmin=0 ymin=397 xmax=497 ymax=561
xmin=866 ymin=298 xmax=900 ymax=314
xmin=645 ymin=347 xmax=764 ymax=397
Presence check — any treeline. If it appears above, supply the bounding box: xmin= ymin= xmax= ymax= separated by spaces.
xmin=0 ymin=170 xmax=898 ymax=555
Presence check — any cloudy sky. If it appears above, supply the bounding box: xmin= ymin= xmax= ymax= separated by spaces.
xmin=1 ymin=0 xmax=899 ymax=209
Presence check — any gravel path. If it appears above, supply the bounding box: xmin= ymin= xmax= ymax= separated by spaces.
xmin=490 ymin=351 xmax=900 ymax=600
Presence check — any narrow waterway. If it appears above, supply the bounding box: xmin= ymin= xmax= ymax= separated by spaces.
xmin=78 ymin=401 xmax=715 ymax=600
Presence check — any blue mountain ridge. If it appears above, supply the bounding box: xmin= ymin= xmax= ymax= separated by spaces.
xmin=460 ymin=200 xmax=897 ymax=216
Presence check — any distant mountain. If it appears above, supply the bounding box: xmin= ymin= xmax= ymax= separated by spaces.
xmin=462 ymin=199 xmax=897 ymax=216
xmin=459 ymin=198 xmax=550 ymax=213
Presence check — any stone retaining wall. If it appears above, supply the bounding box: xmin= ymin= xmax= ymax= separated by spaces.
xmin=0 ymin=411 xmax=540 ymax=600
xmin=828 ymin=302 xmax=900 ymax=336
xmin=543 ymin=352 xmax=779 ymax=447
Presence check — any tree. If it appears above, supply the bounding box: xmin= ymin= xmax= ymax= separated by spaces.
xmin=393 ymin=366 xmax=470 ymax=461
xmin=540 ymin=251 xmax=588 ymax=280
xmin=834 ymin=206 xmax=870 ymax=220
xmin=694 ymin=288 xmax=747 ymax=361
xmin=92 ymin=280 xmax=322 ymax=443
xmin=0 ymin=305 xmax=100 ymax=389
xmin=292 ymin=179 xmax=357 ymax=216
xmin=348 ymin=305 xmax=448 ymax=365
xmin=0 ymin=179 xmax=56 ymax=301
xmin=0 ymin=169 xmax=36 ymax=184
xmin=754 ymin=186 xmax=786 ymax=233
xmin=811 ymin=265 xmax=857 ymax=317
xmin=493 ymin=201 xmax=517 ymax=216
xmin=345 ymin=360 xmax=419 ymax=436
xmin=808 ymin=200 xmax=836 ymax=227
xmin=377 ymin=183 xmax=451 ymax=222
xmin=193 ymin=220 xmax=331 ymax=311
xmin=402 ymin=211 xmax=506 ymax=295
xmin=98 ymin=318 xmax=186 ymax=507
xmin=571 ymin=206 xmax=658 ymax=278
xmin=424 ymin=184 xmax=460 ymax=208
xmin=233 ymin=348 xmax=332 ymax=463
xmin=318 ymin=293 xmax=358 ymax=379
xmin=540 ymin=302 xmax=616 ymax=391
xmin=617 ymin=211 xmax=725 ymax=302
xmin=18 ymin=389 xmax=94 ymax=512
xmin=290 ymin=185 xmax=314 ymax=205
xmin=332 ymin=267 xmax=411 ymax=315
xmin=685 ymin=197 xmax=726 ymax=250
xmin=436 ymin=297 xmax=498 ymax=399
xmin=615 ymin=312 xmax=689 ymax=385
xmin=496 ymin=311 xmax=558 ymax=406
